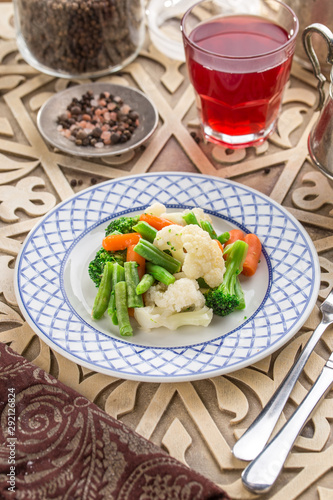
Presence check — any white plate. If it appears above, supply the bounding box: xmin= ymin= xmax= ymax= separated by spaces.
xmin=14 ymin=173 xmax=320 ymax=382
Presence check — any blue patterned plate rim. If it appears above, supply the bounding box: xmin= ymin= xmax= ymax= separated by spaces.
xmin=14 ymin=172 xmax=321 ymax=382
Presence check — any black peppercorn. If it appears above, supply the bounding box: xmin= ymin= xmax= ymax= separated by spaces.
xmin=57 ymin=90 xmax=139 ymax=148
xmin=92 ymin=127 xmax=102 ymax=138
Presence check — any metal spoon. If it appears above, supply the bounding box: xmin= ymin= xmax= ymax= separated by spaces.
xmin=233 ymin=288 xmax=333 ymax=462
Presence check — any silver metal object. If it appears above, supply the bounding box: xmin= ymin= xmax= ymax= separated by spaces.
xmin=37 ymin=83 xmax=159 ymax=158
xmin=285 ymin=0 xmax=333 ymax=76
xmin=302 ymin=23 xmax=333 ymax=180
xmin=241 ymin=351 xmax=333 ymax=493
xmin=233 ymin=288 xmax=333 ymax=462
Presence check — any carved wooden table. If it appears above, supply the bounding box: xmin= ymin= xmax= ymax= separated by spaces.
xmin=1 ymin=3 xmax=333 ymax=499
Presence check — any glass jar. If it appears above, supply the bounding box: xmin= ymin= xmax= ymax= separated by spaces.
xmin=13 ymin=0 xmax=145 ymax=79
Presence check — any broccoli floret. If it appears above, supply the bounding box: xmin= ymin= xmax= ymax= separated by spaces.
xmin=88 ymin=248 xmax=125 ymax=287
xmin=105 ymin=215 xmax=140 ymax=236
xmin=89 ymin=216 xmax=139 ymax=287
xmin=205 ymin=239 xmax=248 ymax=316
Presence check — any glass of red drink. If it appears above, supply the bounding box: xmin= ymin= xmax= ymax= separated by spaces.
xmin=181 ymin=0 xmax=299 ymax=148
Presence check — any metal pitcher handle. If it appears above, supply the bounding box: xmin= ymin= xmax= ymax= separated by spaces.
xmin=302 ymin=23 xmax=333 ymax=111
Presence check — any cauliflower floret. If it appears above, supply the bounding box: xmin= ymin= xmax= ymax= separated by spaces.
xmin=160 ymin=211 xmax=186 ymax=226
xmin=144 ymin=282 xmax=166 ymax=307
xmin=145 ymin=278 xmax=205 ymax=313
xmin=145 ymin=205 xmax=212 ymax=226
xmin=134 ymin=305 xmax=213 ymax=331
xmin=154 ymin=225 xmax=185 ymax=263
xmin=181 ymin=225 xmax=225 ymax=288
xmin=183 ymin=207 xmax=213 ymax=224
xmin=154 ymin=224 xmax=225 ymax=288
xmin=144 ymin=202 xmax=166 ymax=217
xmin=158 ymin=207 xmax=212 ymax=226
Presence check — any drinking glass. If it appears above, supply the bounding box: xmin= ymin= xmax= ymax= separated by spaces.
xmin=181 ymin=0 xmax=299 ymax=148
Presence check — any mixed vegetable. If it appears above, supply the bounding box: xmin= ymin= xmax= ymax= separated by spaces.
xmin=89 ymin=203 xmax=262 ymax=337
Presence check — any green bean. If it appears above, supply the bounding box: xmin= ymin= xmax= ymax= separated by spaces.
xmin=108 ymin=262 xmax=125 ymax=325
xmin=133 ymin=239 xmax=181 ymax=274
xmin=132 ymin=221 xmax=157 ymax=243
xmin=146 ymin=262 xmax=175 ymax=286
xmin=124 ymin=261 xmax=143 ymax=308
xmin=115 ymin=281 xmax=133 ymax=336
xmin=200 ymin=220 xmax=217 ymax=239
xmin=92 ymin=262 xmax=113 ymax=320
xmin=136 ymin=273 xmax=155 ymax=295
xmin=182 ymin=210 xmax=199 ymax=225
xmin=217 ymin=231 xmax=230 ymax=245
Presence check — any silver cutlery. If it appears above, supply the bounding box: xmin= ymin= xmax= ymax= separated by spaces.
xmin=241 ymin=350 xmax=333 ymax=493
xmin=233 ymin=288 xmax=333 ymax=462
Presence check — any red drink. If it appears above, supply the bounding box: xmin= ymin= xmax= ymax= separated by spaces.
xmin=182 ymin=5 xmax=298 ymax=148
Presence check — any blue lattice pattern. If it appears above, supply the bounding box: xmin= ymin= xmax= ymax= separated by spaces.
xmin=15 ymin=173 xmax=320 ymax=381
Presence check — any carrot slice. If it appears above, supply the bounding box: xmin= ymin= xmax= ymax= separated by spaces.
xmin=139 ymin=213 xmax=175 ymax=231
xmin=216 ymin=240 xmax=224 ymax=253
xmin=242 ymin=233 xmax=262 ymax=276
xmin=224 ymin=229 xmax=246 ymax=247
xmin=127 ymin=243 xmax=146 ymax=279
xmin=102 ymin=233 xmax=141 ymax=252
xmin=223 ymin=229 xmax=245 ymax=260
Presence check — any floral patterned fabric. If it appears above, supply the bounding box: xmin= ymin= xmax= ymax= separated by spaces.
xmin=0 ymin=342 xmax=230 ymax=500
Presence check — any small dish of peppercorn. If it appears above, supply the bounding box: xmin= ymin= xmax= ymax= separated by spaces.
xmin=37 ymin=83 xmax=159 ymax=157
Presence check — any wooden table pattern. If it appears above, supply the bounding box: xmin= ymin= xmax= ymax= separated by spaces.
xmin=0 ymin=3 xmax=333 ymax=499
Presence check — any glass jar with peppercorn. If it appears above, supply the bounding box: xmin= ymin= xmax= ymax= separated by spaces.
xmin=13 ymin=0 xmax=145 ymax=78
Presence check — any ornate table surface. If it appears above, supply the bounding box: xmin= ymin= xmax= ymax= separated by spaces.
xmin=1 ymin=3 xmax=333 ymax=499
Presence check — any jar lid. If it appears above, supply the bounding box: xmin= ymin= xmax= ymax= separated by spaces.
xmin=146 ymin=0 xmax=198 ymax=61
